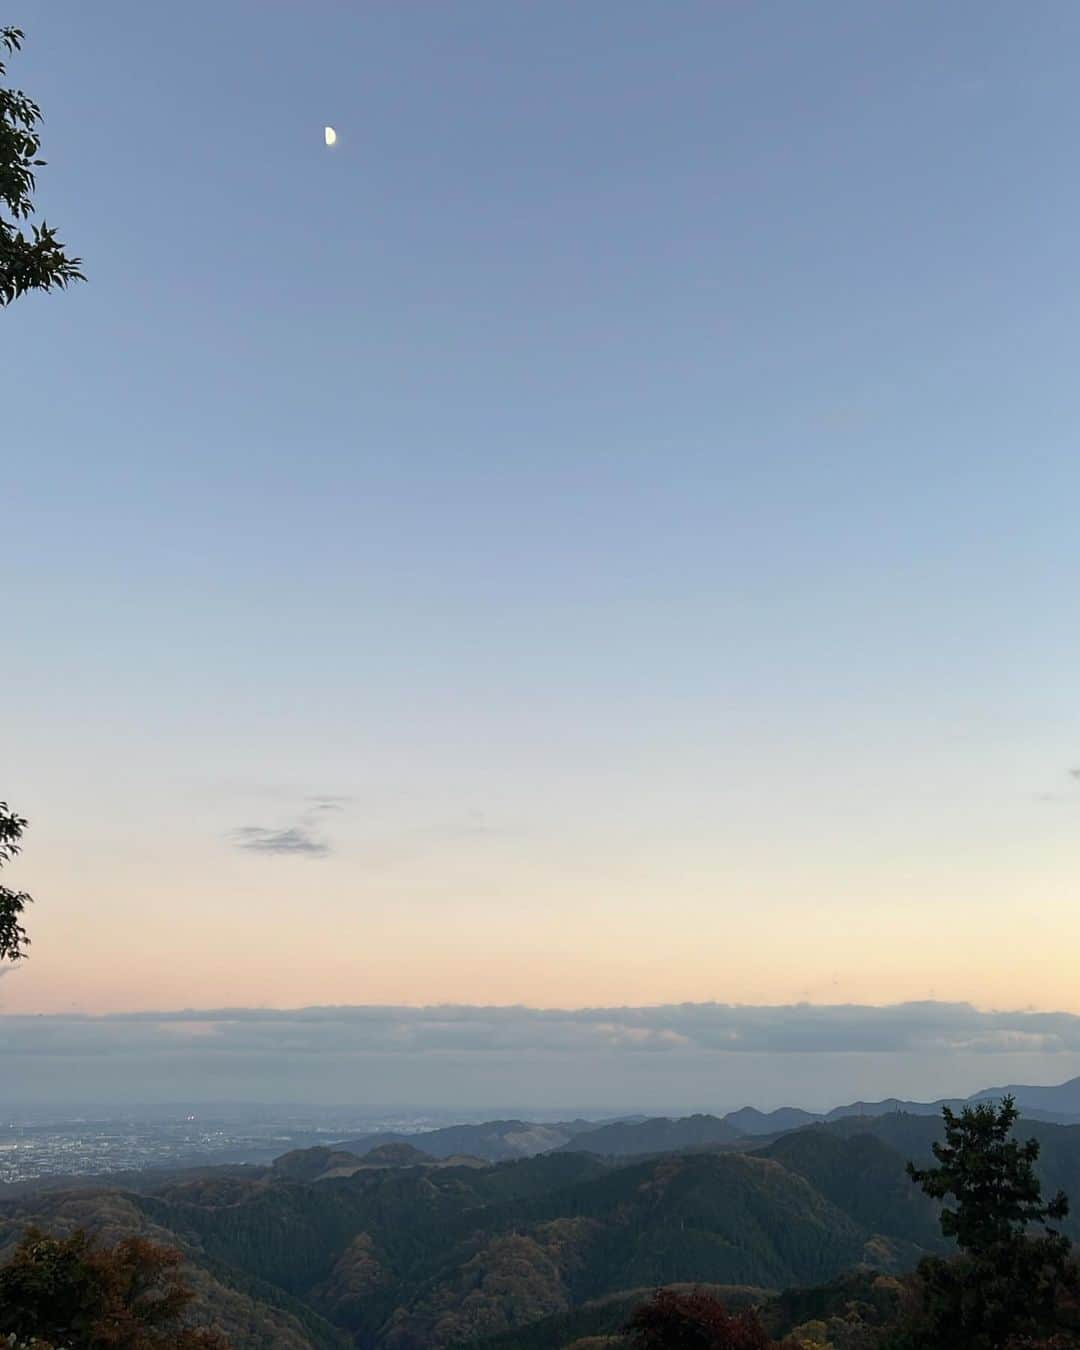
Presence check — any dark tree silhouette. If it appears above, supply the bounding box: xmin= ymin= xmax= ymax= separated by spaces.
xmin=903 ymin=1096 xmax=1077 ymax=1348
xmin=1 ymin=27 xmax=83 ymax=305
xmin=0 ymin=800 xmax=32 ymax=961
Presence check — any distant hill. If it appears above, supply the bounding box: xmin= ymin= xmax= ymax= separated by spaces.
xmin=324 ymin=1076 xmax=1080 ymax=1174
xmin=270 ymin=1140 xmax=484 ymax=1183
xmin=556 ymin=1113 xmax=744 ymax=1157
xmin=336 ymin=1117 xmax=607 ymax=1162
xmin=722 ymin=1106 xmax=821 ymax=1136
xmin=272 ymin=1147 xmax=368 ymax=1183
xmin=972 ymin=1075 xmax=1080 ymax=1118
xmin=825 ymin=1095 xmax=962 ymax=1121
xmin=353 ymin=1142 xmax=436 ymax=1167
xmin=823 ymin=1076 xmax=1080 ymax=1126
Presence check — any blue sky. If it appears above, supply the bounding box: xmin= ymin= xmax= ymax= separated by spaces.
xmin=3 ymin=1 xmax=1079 ymax=1076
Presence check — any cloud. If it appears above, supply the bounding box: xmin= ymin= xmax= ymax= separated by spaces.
xmin=4 ymin=1001 xmax=1080 ymax=1061
xmin=306 ymin=795 xmax=350 ymax=812
xmin=227 ymin=790 xmax=352 ymax=856
xmin=7 ymin=1002 xmax=1080 ymax=1110
xmin=231 ymin=826 xmax=330 ymax=857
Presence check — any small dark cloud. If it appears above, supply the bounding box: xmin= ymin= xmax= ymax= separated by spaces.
xmin=232 ymin=826 xmax=331 ymax=857
xmin=1069 ymin=769 xmax=1080 ymax=781
xmin=302 ymin=795 xmax=350 ymax=822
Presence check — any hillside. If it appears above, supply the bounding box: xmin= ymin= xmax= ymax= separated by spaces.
xmin=472 ymin=1272 xmax=906 ymax=1350
xmin=723 ymin=1107 xmax=821 ymax=1136
xmin=4 ymin=1103 xmax=1080 ymax=1348
xmin=472 ymin=1283 xmax=769 ymax=1350
xmin=0 ymin=1128 xmax=943 ymax=1349
xmin=820 ymin=1111 xmax=1080 ymax=1240
xmin=760 ymin=1127 xmax=943 ymax=1250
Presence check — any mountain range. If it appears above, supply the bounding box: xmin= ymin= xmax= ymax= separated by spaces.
xmin=3 ymin=1076 xmax=1080 ymax=1347
xmin=331 ymin=1074 xmax=1080 ymax=1163
xmin=2 ymin=1076 xmax=1080 ymax=1347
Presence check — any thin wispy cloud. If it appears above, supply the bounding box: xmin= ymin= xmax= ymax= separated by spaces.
xmin=229 ymin=791 xmax=350 ymax=857
xmin=306 ymin=795 xmax=350 ymax=811
xmin=231 ymin=825 xmax=331 ymax=857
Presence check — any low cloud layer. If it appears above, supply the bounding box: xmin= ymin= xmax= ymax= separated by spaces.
xmin=4 ymin=1002 xmax=1079 ymax=1109
xmin=3 ymin=1000 xmax=1080 ymax=1059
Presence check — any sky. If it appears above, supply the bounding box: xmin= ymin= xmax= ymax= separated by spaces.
xmin=3 ymin=2 xmax=1079 ymax=1105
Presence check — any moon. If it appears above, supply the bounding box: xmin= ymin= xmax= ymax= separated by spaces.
xmin=324 ymin=126 xmax=337 ymax=147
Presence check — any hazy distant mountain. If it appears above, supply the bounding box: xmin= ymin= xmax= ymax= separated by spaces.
xmin=723 ymin=1106 xmax=821 ymax=1135
xmin=556 ymin=1112 xmax=744 ymax=1157
xmin=824 ymin=1077 xmax=1080 ymax=1127
xmin=325 ymin=1076 xmax=1080 ymax=1175
xmin=971 ymin=1075 xmax=1080 ymax=1118
xmin=825 ymin=1096 xmax=960 ymax=1121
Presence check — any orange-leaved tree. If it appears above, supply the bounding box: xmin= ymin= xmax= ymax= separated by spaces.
xmin=0 ymin=1228 xmax=230 ymax=1348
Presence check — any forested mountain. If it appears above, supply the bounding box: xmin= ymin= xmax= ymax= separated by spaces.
xmin=3 ymin=1104 xmax=1079 ymax=1347
xmin=819 ymin=1111 xmax=1080 ymax=1240
xmin=759 ymin=1128 xmax=942 ymax=1248
xmin=0 ymin=1120 xmax=941 ymax=1348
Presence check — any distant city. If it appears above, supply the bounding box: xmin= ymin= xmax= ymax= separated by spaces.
xmin=0 ymin=1105 xmax=467 ymax=1184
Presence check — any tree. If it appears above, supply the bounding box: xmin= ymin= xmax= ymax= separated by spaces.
xmin=902 ymin=1096 xmax=1077 ymax=1348
xmin=0 ymin=800 xmax=32 ymax=961
xmin=1 ymin=26 xmax=83 ymax=306
xmin=0 ymin=1228 xmax=230 ymax=1348
xmin=625 ymin=1288 xmax=775 ymax=1350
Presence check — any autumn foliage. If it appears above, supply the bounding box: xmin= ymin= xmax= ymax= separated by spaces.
xmin=626 ymin=1288 xmax=775 ymax=1350
xmin=0 ymin=1228 xmax=229 ymax=1349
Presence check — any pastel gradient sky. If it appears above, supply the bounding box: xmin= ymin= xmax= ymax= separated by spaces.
xmin=4 ymin=1 xmax=1079 ymax=1027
